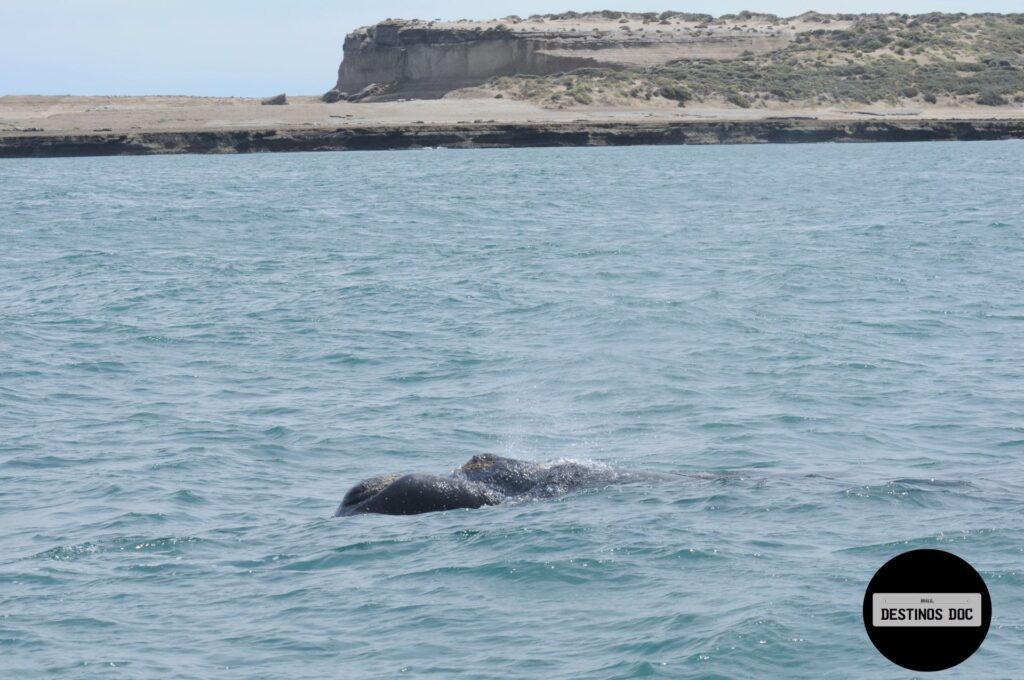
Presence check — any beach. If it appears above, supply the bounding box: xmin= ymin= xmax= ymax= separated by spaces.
xmin=2 ymin=95 xmax=1023 ymax=157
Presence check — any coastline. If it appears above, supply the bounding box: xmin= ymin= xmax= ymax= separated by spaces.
xmin=2 ymin=119 xmax=1023 ymax=158
xmin=2 ymin=96 xmax=1022 ymax=158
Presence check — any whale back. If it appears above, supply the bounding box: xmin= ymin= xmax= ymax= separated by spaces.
xmin=456 ymin=454 xmax=544 ymax=495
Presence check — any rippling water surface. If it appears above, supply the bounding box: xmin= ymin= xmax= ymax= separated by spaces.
xmin=2 ymin=142 xmax=1023 ymax=678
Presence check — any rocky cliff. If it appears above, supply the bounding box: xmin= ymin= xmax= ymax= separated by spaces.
xmin=332 ymin=23 xmax=591 ymax=99
xmin=326 ymin=12 xmax=1024 ymax=109
xmin=326 ymin=12 xmax=796 ymax=101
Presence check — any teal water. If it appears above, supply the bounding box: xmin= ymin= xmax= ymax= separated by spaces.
xmin=1 ymin=142 xmax=1023 ymax=678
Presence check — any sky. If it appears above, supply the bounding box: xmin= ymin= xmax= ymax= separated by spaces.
xmin=1 ymin=1 xmax=1020 ymax=97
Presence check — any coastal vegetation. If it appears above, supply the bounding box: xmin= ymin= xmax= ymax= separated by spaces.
xmin=487 ymin=12 xmax=1024 ymax=108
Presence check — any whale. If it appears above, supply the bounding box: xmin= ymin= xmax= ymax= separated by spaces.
xmin=335 ymin=454 xmax=665 ymax=517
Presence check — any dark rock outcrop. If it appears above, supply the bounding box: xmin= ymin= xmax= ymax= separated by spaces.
xmin=347 ymin=83 xmax=389 ymax=103
xmin=3 ymin=119 xmax=1022 ymax=158
xmin=321 ymin=88 xmax=348 ymax=103
xmin=261 ymin=93 xmax=288 ymax=106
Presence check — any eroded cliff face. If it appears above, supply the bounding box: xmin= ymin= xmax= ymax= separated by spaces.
xmin=329 ymin=13 xmax=797 ymax=100
xmin=334 ymin=23 xmax=603 ymax=99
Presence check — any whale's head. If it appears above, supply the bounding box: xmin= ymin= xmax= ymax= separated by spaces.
xmin=335 ymin=474 xmax=401 ymax=516
xmin=335 ymin=472 xmax=500 ymax=517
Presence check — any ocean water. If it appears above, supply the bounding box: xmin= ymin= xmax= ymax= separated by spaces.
xmin=1 ymin=142 xmax=1022 ymax=679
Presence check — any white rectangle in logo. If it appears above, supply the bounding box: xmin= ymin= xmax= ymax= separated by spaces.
xmin=873 ymin=593 xmax=982 ymax=628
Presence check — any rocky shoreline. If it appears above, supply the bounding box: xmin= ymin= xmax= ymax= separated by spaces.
xmin=2 ymin=119 xmax=1022 ymax=158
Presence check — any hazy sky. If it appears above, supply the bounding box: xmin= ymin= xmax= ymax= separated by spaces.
xmin=1 ymin=1 xmax=1019 ymax=96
